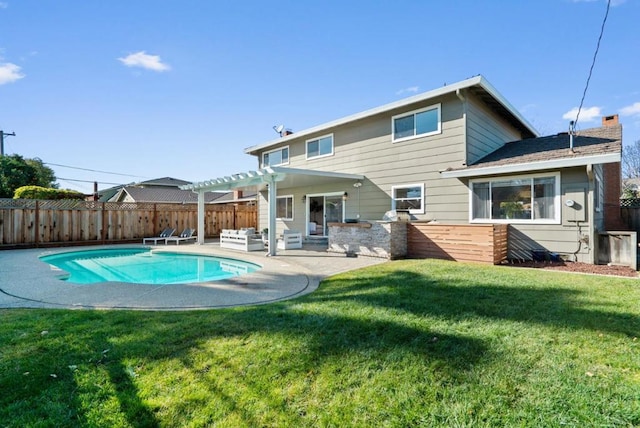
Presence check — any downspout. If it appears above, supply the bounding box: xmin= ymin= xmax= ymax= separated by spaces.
xmin=456 ymin=88 xmax=468 ymax=167
xmin=586 ymin=164 xmax=596 ymax=264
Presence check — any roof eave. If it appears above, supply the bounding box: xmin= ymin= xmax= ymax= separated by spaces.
xmin=440 ymin=153 xmax=621 ymax=179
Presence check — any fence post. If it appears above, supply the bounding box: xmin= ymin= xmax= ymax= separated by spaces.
xmin=102 ymin=202 xmax=107 ymax=244
xmin=34 ymin=200 xmax=40 ymax=247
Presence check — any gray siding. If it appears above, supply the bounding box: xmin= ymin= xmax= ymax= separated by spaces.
xmin=466 ymin=96 xmax=523 ymax=165
xmin=507 ymin=167 xmax=595 ymax=263
xmin=260 ymin=93 xmax=473 ymax=226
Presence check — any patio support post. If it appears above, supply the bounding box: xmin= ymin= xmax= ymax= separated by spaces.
xmin=267 ymin=175 xmax=277 ymax=256
xmin=197 ymin=190 xmax=205 ymax=245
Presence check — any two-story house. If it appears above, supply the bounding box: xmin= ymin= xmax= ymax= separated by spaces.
xmin=182 ymin=75 xmax=623 ymax=264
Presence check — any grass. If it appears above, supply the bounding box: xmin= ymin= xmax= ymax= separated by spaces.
xmin=1 ymin=259 xmax=639 ymax=427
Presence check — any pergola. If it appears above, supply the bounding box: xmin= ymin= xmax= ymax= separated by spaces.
xmin=180 ymin=166 xmax=364 ymax=255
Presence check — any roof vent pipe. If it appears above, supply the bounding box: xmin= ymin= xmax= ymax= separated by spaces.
xmin=569 ymin=120 xmax=575 ymax=153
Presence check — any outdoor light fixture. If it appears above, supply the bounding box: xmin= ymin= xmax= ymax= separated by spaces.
xmin=301 ymin=195 xmax=306 ymax=202
xmin=342 ymin=192 xmax=348 ymax=201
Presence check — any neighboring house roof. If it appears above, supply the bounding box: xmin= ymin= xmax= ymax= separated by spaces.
xmin=244 ymin=75 xmax=538 ymax=155
xmin=441 ymin=124 xmax=622 ymax=178
xmin=136 ymin=177 xmax=192 ymax=187
xmin=111 ymin=187 xmax=226 ymax=203
xmin=209 ymin=191 xmax=258 ymax=204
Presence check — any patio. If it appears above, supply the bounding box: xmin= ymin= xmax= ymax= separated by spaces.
xmin=0 ymin=241 xmax=384 ymax=310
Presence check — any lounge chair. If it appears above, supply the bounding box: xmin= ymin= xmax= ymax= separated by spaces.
xmin=165 ymin=228 xmax=197 ymax=245
xmin=142 ymin=227 xmax=175 ymax=245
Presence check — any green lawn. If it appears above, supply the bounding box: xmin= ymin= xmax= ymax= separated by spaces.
xmin=1 ymin=259 xmax=639 ymax=427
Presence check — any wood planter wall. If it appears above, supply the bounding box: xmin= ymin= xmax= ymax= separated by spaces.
xmin=0 ymin=199 xmax=256 ymax=248
xmin=407 ymin=222 xmax=508 ymax=264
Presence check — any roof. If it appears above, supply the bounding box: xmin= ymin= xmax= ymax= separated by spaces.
xmin=244 ymin=75 xmax=538 ymax=155
xmin=136 ymin=177 xmax=192 ymax=187
xmin=209 ymin=191 xmax=257 ymax=204
xmin=441 ymin=124 xmax=622 ymax=178
xmin=111 ymin=187 xmax=226 ymax=203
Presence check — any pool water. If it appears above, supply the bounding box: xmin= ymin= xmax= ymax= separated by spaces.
xmin=39 ymin=248 xmax=260 ymax=285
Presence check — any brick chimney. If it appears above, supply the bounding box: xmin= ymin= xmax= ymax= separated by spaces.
xmin=602 ymin=114 xmax=619 ymax=126
xmin=233 ymin=190 xmax=243 ymax=200
xmin=601 ymin=114 xmax=627 ymax=230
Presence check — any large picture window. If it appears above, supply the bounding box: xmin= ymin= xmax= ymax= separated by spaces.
xmin=276 ymin=195 xmax=293 ymax=220
xmin=306 ymin=134 xmax=333 ymax=159
xmin=392 ymin=183 xmax=425 ymax=214
xmin=262 ymin=146 xmax=289 ymax=167
xmin=471 ymin=173 xmax=560 ymax=223
xmin=392 ymin=104 xmax=441 ymax=142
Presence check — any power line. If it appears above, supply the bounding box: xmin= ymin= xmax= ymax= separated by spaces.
xmin=574 ymin=0 xmax=611 ymax=128
xmin=44 ymin=162 xmax=148 ymax=178
xmin=57 ymin=177 xmax=126 ymax=186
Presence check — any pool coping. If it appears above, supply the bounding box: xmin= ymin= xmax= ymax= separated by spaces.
xmin=0 ymin=242 xmax=385 ymax=310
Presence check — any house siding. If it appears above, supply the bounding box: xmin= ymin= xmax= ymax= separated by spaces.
xmin=506 ymin=167 xmax=594 ymax=263
xmin=258 ymin=93 xmax=480 ymax=229
xmin=466 ymin=96 xmax=523 ymax=165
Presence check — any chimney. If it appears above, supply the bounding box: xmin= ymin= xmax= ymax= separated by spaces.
xmin=233 ymin=190 xmax=243 ymax=200
xmin=602 ymin=114 xmax=619 ymax=127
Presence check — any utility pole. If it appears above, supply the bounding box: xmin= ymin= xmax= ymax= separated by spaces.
xmin=0 ymin=130 xmax=16 ymax=156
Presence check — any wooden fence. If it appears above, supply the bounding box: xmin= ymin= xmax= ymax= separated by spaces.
xmin=407 ymin=222 xmax=508 ymax=264
xmin=0 ymin=199 xmax=257 ymax=248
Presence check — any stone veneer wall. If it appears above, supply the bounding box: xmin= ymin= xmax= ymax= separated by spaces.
xmin=327 ymin=221 xmax=407 ymax=259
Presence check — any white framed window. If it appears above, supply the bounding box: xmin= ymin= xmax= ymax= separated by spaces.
xmin=391 ymin=183 xmax=425 ymax=214
xmin=262 ymin=146 xmax=289 ymax=167
xmin=276 ymin=195 xmax=293 ymax=220
xmin=392 ymin=103 xmax=441 ymax=143
xmin=595 ymin=176 xmax=603 ymax=213
xmin=306 ymin=134 xmax=333 ymax=159
xmin=470 ymin=172 xmax=561 ymax=224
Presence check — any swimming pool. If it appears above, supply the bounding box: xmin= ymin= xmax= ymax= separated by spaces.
xmin=39 ymin=248 xmax=260 ymax=285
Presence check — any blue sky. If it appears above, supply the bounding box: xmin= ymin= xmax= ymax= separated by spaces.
xmin=0 ymin=0 xmax=638 ymax=193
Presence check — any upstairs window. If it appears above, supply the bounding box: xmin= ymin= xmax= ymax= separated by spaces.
xmin=471 ymin=173 xmax=560 ymax=223
xmin=306 ymin=134 xmax=333 ymax=159
xmin=262 ymin=146 xmax=289 ymax=167
xmin=276 ymin=195 xmax=293 ymax=220
xmin=391 ymin=183 xmax=425 ymax=214
xmin=392 ymin=103 xmax=441 ymax=142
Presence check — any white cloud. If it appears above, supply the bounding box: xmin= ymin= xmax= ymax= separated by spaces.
xmin=0 ymin=62 xmax=24 ymax=84
xmin=562 ymin=106 xmax=601 ymax=122
xmin=396 ymin=86 xmax=420 ymax=96
xmin=117 ymin=51 xmax=170 ymax=72
xmin=620 ymin=102 xmax=640 ymax=117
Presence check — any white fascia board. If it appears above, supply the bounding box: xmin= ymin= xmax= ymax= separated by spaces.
xmin=441 ymin=153 xmax=621 ymax=179
xmin=244 ymin=76 xmax=489 ymax=155
xmin=476 ymin=76 xmax=539 ymax=137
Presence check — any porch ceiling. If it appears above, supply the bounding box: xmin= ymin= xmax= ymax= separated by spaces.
xmin=180 ymin=166 xmax=364 ymax=192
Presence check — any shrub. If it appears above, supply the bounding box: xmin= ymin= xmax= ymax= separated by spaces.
xmin=13 ymin=185 xmax=86 ymax=200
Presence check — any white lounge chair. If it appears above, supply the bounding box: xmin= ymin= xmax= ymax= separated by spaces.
xmin=143 ymin=227 xmax=175 ymax=245
xmin=165 ymin=228 xmax=197 ymax=245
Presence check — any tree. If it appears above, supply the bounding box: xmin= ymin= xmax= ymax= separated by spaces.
xmin=0 ymin=154 xmax=57 ymax=198
xmin=621 ymin=139 xmax=640 ymax=199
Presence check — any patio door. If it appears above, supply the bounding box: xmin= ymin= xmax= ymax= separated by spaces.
xmin=307 ymin=193 xmax=345 ymax=237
